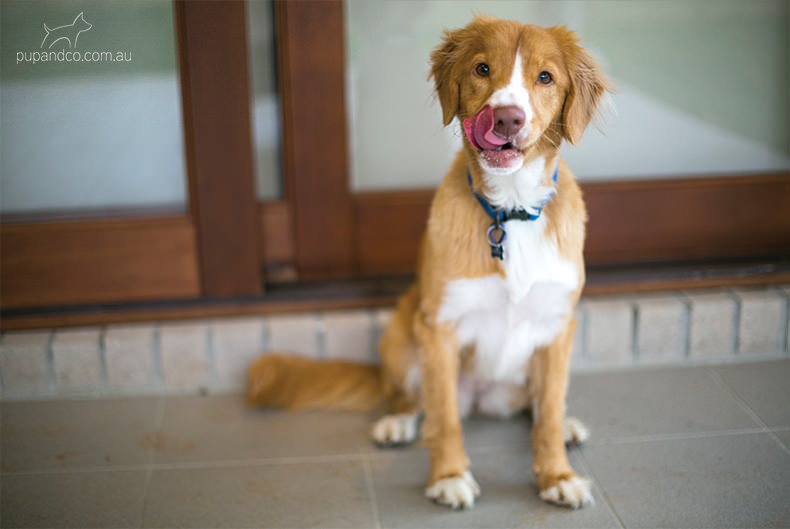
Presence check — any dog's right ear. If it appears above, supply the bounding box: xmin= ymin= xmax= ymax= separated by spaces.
xmin=429 ymin=30 xmax=461 ymax=126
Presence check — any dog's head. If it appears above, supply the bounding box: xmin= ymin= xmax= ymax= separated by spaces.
xmin=430 ymin=16 xmax=610 ymax=175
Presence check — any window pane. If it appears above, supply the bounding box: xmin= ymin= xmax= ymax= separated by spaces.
xmin=345 ymin=0 xmax=789 ymax=191
xmin=0 ymin=0 xmax=187 ymax=215
xmin=246 ymin=0 xmax=282 ymax=201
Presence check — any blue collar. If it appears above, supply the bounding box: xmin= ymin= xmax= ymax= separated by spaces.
xmin=466 ymin=164 xmax=558 ymax=260
xmin=466 ymin=164 xmax=558 ymax=223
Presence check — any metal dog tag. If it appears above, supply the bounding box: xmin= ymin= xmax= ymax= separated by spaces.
xmin=487 ymin=220 xmax=506 ymax=260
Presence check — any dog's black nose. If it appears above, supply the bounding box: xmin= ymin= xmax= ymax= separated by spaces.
xmin=493 ymin=106 xmax=525 ymax=139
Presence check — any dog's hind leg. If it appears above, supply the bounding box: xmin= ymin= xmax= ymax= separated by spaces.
xmin=371 ymin=285 xmax=422 ymax=447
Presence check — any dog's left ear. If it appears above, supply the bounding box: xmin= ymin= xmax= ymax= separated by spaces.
xmin=551 ymin=26 xmax=611 ymax=146
xmin=429 ymin=29 xmax=462 ymax=126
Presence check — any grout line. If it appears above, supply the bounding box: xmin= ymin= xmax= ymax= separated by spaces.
xmin=2 ymin=425 xmax=777 ymax=479
xmin=361 ymin=455 xmax=383 ymax=529
xmin=778 ymin=287 xmax=790 ymax=354
xmin=680 ymin=294 xmax=692 ymax=359
xmin=206 ymin=324 xmax=218 ymax=388
xmin=3 ymin=464 xmax=155 ymax=477
xmin=706 ymin=367 xmax=790 ymax=456
xmin=139 ymin=396 xmax=167 ymax=524
xmin=0 ymin=341 xmax=5 ymax=395
xmin=729 ymin=290 xmax=742 ymax=355
xmin=706 ymin=368 xmax=765 ymax=429
xmin=151 ymin=324 xmax=164 ymax=390
xmin=98 ymin=327 xmax=108 ymax=390
xmin=584 ymin=427 xmax=768 ymax=447
xmin=0 ymin=452 xmax=375 ymax=477
xmin=630 ymin=298 xmax=640 ymax=363
xmin=576 ymin=450 xmax=626 ymax=529
xmin=315 ymin=312 xmax=326 ymax=360
xmin=261 ymin=316 xmax=270 ymax=351
xmin=368 ymin=310 xmax=379 ymax=364
xmin=45 ymin=330 xmax=56 ymax=395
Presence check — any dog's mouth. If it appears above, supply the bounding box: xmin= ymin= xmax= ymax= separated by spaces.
xmin=462 ymin=105 xmax=523 ymax=168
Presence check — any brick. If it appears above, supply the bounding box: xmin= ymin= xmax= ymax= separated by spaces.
xmin=51 ymin=328 xmax=103 ymax=393
xmin=267 ymin=313 xmax=320 ymax=358
xmin=585 ymin=297 xmax=633 ymax=364
xmin=636 ymin=294 xmax=686 ymax=362
xmin=0 ymin=331 xmax=53 ymax=398
xmin=686 ymin=291 xmax=737 ymax=358
xmin=104 ymin=324 xmax=157 ymax=392
xmin=211 ymin=317 xmax=265 ymax=391
xmin=160 ymin=322 xmax=210 ymax=392
xmin=323 ymin=310 xmax=375 ymax=363
xmin=735 ymin=289 xmax=785 ymax=355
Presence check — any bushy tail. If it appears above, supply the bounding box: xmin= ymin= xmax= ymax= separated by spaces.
xmin=246 ymin=353 xmax=385 ymax=412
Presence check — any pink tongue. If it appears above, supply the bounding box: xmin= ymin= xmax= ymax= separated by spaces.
xmin=462 ymin=105 xmax=509 ymax=151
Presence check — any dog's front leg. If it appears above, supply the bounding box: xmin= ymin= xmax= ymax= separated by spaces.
xmin=530 ymin=317 xmax=593 ymax=509
xmin=414 ymin=313 xmax=480 ymax=509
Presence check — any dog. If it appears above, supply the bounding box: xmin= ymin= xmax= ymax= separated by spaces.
xmin=41 ymin=12 xmax=92 ymax=49
xmin=248 ymin=16 xmax=610 ymax=510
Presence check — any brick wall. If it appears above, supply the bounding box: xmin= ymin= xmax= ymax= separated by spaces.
xmin=1 ymin=287 xmax=788 ymax=400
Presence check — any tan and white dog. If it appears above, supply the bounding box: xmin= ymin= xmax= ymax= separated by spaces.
xmin=248 ymin=16 xmax=610 ymax=510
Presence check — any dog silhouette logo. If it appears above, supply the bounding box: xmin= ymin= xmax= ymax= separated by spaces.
xmin=40 ymin=12 xmax=92 ymax=49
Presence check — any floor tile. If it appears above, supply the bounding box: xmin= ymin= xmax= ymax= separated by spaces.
xmin=463 ymin=414 xmax=533 ymax=450
xmin=2 ymin=397 xmax=161 ymax=473
xmin=773 ymin=429 xmax=790 ymax=452
xmin=711 ymin=359 xmax=790 ymax=427
xmin=151 ymin=394 xmax=377 ymax=465
xmin=2 ymin=469 xmax=147 ymax=528
xmin=370 ymin=446 xmax=619 ymax=528
xmin=583 ymin=432 xmax=790 ymax=528
xmin=143 ymin=460 xmax=375 ymax=528
xmin=567 ymin=366 xmax=759 ymax=441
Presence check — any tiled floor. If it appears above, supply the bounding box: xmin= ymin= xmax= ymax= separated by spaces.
xmin=2 ymin=359 xmax=789 ymax=528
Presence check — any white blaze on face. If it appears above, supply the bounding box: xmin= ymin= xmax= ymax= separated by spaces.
xmin=488 ymin=48 xmax=533 ymax=142
xmin=476 ymin=48 xmax=535 ymax=176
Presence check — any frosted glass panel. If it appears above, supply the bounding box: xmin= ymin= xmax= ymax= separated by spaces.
xmin=246 ymin=0 xmax=282 ymax=201
xmin=345 ymin=0 xmax=790 ymax=191
xmin=0 ymin=0 xmax=187 ymax=215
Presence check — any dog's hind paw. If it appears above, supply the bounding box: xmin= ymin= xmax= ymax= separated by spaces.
xmin=425 ymin=471 xmax=481 ymax=509
xmin=371 ymin=413 xmax=419 ymax=446
xmin=563 ymin=416 xmax=590 ymax=446
xmin=539 ymin=475 xmax=594 ymax=509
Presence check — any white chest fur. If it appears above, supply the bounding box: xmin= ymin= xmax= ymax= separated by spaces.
xmin=437 ymin=215 xmax=578 ymax=386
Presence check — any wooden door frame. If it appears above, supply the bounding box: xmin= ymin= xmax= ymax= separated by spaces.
xmin=176 ymin=0 xmax=262 ymax=297
xmin=274 ymin=0 xmax=355 ymax=281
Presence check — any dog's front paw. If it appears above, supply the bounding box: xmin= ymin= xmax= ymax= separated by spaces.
xmin=425 ymin=471 xmax=481 ymax=509
xmin=539 ymin=475 xmax=594 ymax=509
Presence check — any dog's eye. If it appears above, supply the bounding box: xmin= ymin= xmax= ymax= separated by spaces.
xmin=474 ymin=63 xmax=490 ymax=77
xmin=537 ymin=71 xmax=554 ymax=85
